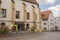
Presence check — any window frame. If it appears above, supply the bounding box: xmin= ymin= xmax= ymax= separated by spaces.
xmin=1 ymin=8 xmax=7 ymax=18
xmin=44 ymin=23 xmax=46 ymax=25
xmin=16 ymin=11 xmax=20 ymax=19
xmin=26 ymin=12 xmax=30 ymax=20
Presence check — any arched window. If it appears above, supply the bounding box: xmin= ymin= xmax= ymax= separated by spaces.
xmin=1 ymin=22 xmax=6 ymax=26
xmin=26 ymin=23 xmax=29 ymax=30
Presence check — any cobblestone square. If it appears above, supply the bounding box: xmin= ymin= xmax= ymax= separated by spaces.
xmin=0 ymin=32 xmax=60 ymax=40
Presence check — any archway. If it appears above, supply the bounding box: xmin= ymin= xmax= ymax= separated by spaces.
xmin=1 ymin=22 xmax=6 ymax=26
xmin=26 ymin=23 xmax=29 ymax=30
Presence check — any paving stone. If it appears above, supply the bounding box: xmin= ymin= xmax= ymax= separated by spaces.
xmin=0 ymin=32 xmax=60 ymax=40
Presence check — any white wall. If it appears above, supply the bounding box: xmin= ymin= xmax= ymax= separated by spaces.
xmin=0 ymin=0 xmax=12 ymax=21
xmin=48 ymin=13 xmax=55 ymax=30
xmin=42 ymin=21 xmax=49 ymax=31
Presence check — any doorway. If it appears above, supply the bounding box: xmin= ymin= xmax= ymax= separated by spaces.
xmin=15 ymin=22 xmax=25 ymax=31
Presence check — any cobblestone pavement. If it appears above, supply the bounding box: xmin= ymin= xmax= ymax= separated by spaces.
xmin=0 ymin=32 xmax=60 ymax=40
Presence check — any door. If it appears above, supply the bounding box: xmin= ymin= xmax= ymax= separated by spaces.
xmin=15 ymin=22 xmax=25 ymax=31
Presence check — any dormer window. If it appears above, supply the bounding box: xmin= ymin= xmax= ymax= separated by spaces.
xmin=11 ymin=0 xmax=15 ymax=3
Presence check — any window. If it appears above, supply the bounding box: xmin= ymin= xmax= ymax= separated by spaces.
xmin=59 ymin=17 xmax=60 ymax=18
xmin=23 ymin=3 xmax=26 ymax=12
xmin=26 ymin=23 xmax=29 ymax=30
xmin=32 ymin=5 xmax=35 ymax=13
xmin=23 ymin=3 xmax=26 ymax=6
xmin=44 ymin=23 xmax=46 ymax=25
xmin=1 ymin=9 xmax=6 ymax=18
xmin=32 ymin=5 xmax=36 ymax=20
xmin=11 ymin=0 xmax=15 ymax=3
xmin=16 ymin=11 xmax=20 ymax=19
xmin=27 ymin=12 xmax=30 ymax=20
xmin=32 ymin=5 xmax=35 ymax=8
xmin=34 ymin=13 xmax=37 ymax=20
xmin=44 ymin=27 xmax=47 ymax=30
xmin=42 ymin=15 xmax=44 ymax=16
xmin=0 ymin=0 xmax=1 ymax=4
xmin=55 ymin=22 xmax=56 ymax=23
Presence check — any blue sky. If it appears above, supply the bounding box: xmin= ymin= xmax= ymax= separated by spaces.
xmin=36 ymin=0 xmax=60 ymax=10
xmin=36 ymin=0 xmax=60 ymax=17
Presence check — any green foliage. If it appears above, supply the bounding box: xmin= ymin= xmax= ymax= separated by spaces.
xmin=31 ymin=26 xmax=36 ymax=32
xmin=0 ymin=27 xmax=9 ymax=35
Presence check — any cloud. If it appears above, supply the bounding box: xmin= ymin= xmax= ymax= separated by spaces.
xmin=46 ymin=0 xmax=56 ymax=4
xmin=48 ymin=5 xmax=60 ymax=17
xmin=36 ymin=0 xmax=56 ymax=5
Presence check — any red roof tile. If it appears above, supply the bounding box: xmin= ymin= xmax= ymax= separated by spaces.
xmin=41 ymin=10 xmax=52 ymax=20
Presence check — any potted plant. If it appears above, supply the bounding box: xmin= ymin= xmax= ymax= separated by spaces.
xmin=0 ymin=26 xmax=9 ymax=37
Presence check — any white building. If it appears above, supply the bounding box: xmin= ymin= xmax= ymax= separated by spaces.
xmin=41 ymin=10 xmax=55 ymax=31
xmin=0 ymin=0 xmax=42 ymax=32
xmin=54 ymin=17 xmax=60 ymax=31
xmin=41 ymin=10 xmax=60 ymax=31
xmin=48 ymin=12 xmax=55 ymax=31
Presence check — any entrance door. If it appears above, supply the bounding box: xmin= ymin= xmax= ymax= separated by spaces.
xmin=15 ymin=22 xmax=25 ymax=31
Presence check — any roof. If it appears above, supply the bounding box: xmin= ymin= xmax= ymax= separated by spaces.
xmin=41 ymin=10 xmax=52 ymax=20
xmin=24 ymin=0 xmax=38 ymax=4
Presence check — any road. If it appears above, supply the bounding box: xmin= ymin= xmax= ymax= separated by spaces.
xmin=0 ymin=32 xmax=60 ymax=40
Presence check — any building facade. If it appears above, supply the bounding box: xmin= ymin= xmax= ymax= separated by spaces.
xmin=41 ymin=10 xmax=55 ymax=31
xmin=0 ymin=0 xmax=42 ymax=32
xmin=54 ymin=17 xmax=60 ymax=31
xmin=41 ymin=10 xmax=60 ymax=31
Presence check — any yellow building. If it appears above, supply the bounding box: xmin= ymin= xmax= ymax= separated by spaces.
xmin=0 ymin=0 xmax=42 ymax=32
